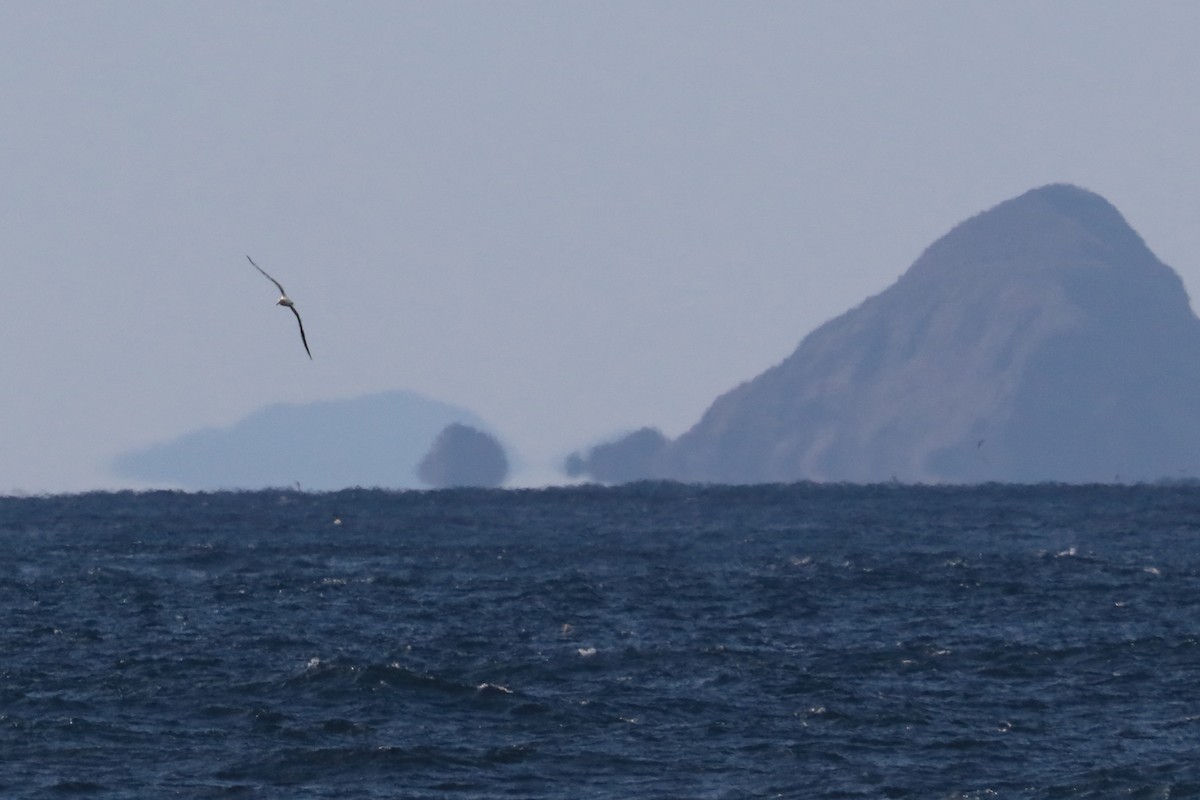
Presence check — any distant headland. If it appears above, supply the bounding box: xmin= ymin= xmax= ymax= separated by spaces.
xmin=113 ymin=391 xmax=501 ymax=490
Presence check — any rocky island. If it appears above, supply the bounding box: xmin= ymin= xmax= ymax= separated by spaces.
xmin=570 ymin=184 xmax=1200 ymax=483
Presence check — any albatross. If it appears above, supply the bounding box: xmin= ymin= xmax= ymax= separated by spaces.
xmin=247 ymin=255 xmax=312 ymax=359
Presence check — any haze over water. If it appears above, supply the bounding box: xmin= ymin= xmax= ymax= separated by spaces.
xmin=5 ymin=4 xmax=1200 ymax=492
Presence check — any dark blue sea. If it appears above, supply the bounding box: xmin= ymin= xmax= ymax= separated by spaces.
xmin=3 ymin=483 xmax=1199 ymax=798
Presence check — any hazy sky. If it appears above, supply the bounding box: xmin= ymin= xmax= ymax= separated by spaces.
xmin=4 ymin=1 xmax=1200 ymax=492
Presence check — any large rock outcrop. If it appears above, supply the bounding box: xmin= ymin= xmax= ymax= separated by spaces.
xmin=583 ymin=184 xmax=1200 ymax=483
xmin=417 ymin=423 xmax=510 ymax=488
xmin=565 ymin=427 xmax=668 ymax=484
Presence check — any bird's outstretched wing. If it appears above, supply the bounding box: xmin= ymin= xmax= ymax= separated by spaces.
xmin=289 ymin=305 xmax=313 ymax=359
xmin=247 ymin=255 xmax=287 ymax=296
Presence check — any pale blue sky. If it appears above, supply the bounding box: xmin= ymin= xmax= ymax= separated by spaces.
xmin=3 ymin=1 xmax=1200 ymax=491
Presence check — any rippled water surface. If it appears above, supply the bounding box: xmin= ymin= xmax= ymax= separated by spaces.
xmin=2 ymin=484 xmax=1199 ymax=798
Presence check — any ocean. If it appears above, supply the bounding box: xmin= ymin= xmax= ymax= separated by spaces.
xmin=2 ymin=483 xmax=1198 ymax=798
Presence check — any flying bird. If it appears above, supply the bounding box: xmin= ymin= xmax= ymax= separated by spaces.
xmin=247 ymin=255 xmax=312 ymax=359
